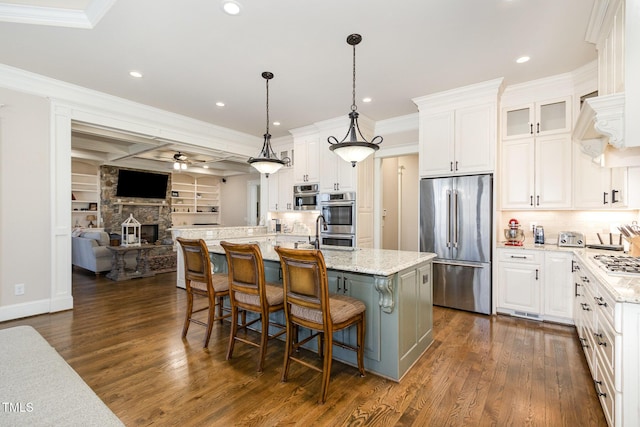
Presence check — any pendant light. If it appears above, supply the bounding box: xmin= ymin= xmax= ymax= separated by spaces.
xmin=328 ymin=33 xmax=383 ymax=167
xmin=248 ymin=71 xmax=289 ymax=177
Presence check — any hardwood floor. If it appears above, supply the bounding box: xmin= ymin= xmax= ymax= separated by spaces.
xmin=0 ymin=270 xmax=607 ymax=426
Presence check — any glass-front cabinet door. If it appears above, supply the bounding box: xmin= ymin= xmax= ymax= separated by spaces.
xmin=502 ymin=96 xmax=571 ymax=139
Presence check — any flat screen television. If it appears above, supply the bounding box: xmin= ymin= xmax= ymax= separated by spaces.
xmin=116 ymin=169 xmax=169 ymax=199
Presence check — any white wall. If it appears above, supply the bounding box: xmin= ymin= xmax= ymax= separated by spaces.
xmin=220 ymin=173 xmax=259 ymax=226
xmin=0 ymin=88 xmax=52 ymax=311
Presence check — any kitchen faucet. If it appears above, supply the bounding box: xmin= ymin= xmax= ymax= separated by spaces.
xmin=313 ymin=214 xmax=328 ymax=249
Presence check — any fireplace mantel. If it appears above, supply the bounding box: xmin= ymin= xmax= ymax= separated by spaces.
xmin=114 ymin=201 xmax=167 ymax=215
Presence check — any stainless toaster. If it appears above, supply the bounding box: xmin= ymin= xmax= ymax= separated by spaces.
xmin=557 ymin=231 xmax=586 ymax=247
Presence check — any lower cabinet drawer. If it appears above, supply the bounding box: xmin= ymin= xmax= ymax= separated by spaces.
xmin=498 ymin=249 xmax=542 ymax=263
xmin=595 ymin=350 xmax=616 ymax=427
xmin=595 ymin=311 xmax=616 ymax=376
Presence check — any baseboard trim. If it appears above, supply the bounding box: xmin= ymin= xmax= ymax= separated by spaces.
xmin=0 ymin=296 xmax=72 ymax=322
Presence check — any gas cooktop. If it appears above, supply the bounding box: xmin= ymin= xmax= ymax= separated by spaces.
xmin=593 ymin=254 xmax=640 ymax=276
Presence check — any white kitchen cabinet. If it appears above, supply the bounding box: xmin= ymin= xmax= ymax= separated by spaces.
xmin=502 ymin=96 xmax=571 ymax=139
xmin=267 ymin=173 xmax=279 ymax=211
xmin=267 ymin=167 xmax=294 ymax=212
xmin=573 ymin=257 xmax=618 ymax=427
xmin=319 ymin=146 xmax=356 ymax=193
xmin=500 ymin=134 xmax=572 ymax=209
xmin=573 ymin=144 xmax=627 ymax=209
xmin=542 ymin=251 xmax=573 ymax=322
xmin=496 ymin=249 xmax=542 ymax=319
xmin=278 ymin=167 xmax=293 ymax=211
xmin=497 ymin=248 xmax=573 ymax=324
xmin=417 ymin=102 xmax=496 ymax=177
xmin=413 ymin=78 xmax=502 ymax=178
xmin=293 ymin=133 xmax=319 ymax=184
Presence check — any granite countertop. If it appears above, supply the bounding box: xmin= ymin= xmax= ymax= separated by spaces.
xmin=497 ymin=241 xmax=579 ymax=252
xmin=208 ymin=241 xmax=437 ymax=277
xmin=498 ymin=241 xmax=640 ymax=304
xmin=573 ymin=249 xmax=640 ymax=305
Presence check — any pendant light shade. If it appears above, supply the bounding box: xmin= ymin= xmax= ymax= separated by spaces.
xmin=248 ymin=72 xmax=289 ymax=177
xmin=328 ymin=33 xmax=383 ymax=167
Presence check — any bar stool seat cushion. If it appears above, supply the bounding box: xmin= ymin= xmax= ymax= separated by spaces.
xmin=190 ymin=275 xmax=229 ymax=293
xmin=291 ymin=293 xmax=365 ymax=325
xmin=234 ymin=282 xmax=284 ymax=306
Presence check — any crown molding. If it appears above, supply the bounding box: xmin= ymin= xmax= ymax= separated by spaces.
xmin=0 ymin=62 xmax=261 ymax=152
xmin=375 ymin=113 xmax=418 ymax=135
xmin=0 ymin=0 xmax=116 ymax=28
xmin=413 ymin=78 xmax=504 ymax=112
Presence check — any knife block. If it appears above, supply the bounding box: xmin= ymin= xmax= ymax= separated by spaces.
xmin=628 ymin=236 xmax=640 ymax=257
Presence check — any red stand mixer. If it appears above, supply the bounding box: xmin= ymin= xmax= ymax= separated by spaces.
xmin=504 ymin=218 xmax=525 ymax=246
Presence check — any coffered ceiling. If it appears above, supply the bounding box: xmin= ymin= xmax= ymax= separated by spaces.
xmin=0 ymin=0 xmax=598 ymax=175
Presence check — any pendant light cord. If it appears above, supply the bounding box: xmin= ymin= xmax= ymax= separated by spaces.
xmin=265 ymin=77 xmax=270 ymax=135
xmin=351 ymin=42 xmax=357 ymax=112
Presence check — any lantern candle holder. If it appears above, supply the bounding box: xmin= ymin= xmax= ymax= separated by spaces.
xmin=121 ymin=214 xmax=141 ymax=247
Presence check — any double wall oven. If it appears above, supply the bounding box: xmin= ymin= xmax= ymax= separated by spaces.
xmin=320 ymin=192 xmax=356 ymax=247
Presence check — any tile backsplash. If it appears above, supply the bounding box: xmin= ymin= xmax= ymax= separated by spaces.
xmin=498 ymin=210 xmax=640 ymax=245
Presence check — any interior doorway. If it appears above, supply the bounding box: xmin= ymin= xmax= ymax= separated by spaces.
xmin=381 ymin=154 xmax=419 ymax=251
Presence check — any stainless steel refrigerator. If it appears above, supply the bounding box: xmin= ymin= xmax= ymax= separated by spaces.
xmin=419 ymin=174 xmax=492 ymax=315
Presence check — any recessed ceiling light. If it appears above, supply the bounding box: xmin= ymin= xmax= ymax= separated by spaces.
xmin=273 ymin=121 xmax=281 ymax=126
xmin=362 ymin=97 xmax=372 ymax=103
xmin=129 ymin=70 xmax=143 ymax=78
xmin=222 ymin=1 xmax=241 ymax=15
xmin=516 ymin=56 xmax=530 ymax=64
xmin=203 ymin=165 xmax=209 ymax=169
xmin=216 ymin=102 xmax=225 ymax=107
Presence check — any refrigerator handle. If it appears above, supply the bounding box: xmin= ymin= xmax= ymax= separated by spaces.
xmin=453 ymin=190 xmax=459 ymax=248
xmin=446 ymin=189 xmax=452 ymax=248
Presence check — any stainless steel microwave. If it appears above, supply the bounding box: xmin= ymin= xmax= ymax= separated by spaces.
xmin=293 ymin=184 xmax=319 ymax=210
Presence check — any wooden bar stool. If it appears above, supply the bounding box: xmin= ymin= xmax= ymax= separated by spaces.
xmin=177 ymin=237 xmax=231 ymax=348
xmin=221 ymin=241 xmax=286 ymax=372
xmin=275 ymin=246 xmax=365 ymax=404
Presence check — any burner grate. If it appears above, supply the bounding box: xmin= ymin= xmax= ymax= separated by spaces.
xmin=593 ymin=254 xmax=640 ymax=276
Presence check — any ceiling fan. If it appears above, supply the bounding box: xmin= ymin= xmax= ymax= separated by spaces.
xmin=169 ymin=151 xmax=206 ymax=170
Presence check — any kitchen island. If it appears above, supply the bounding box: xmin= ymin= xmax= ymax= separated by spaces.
xmin=171 ymin=227 xmax=436 ymax=381
xmin=211 ymin=242 xmax=436 ymax=381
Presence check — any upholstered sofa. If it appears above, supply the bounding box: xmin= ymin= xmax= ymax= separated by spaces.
xmin=72 ymin=231 xmax=136 ymax=274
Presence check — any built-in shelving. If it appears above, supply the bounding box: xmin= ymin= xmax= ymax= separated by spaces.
xmin=171 ymin=174 xmax=221 ymax=225
xmin=71 ymin=162 xmax=100 ymax=228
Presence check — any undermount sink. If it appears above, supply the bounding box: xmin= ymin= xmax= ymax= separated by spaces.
xmin=276 ymin=242 xmax=358 ymax=251
xmin=320 ymin=245 xmax=359 ymax=252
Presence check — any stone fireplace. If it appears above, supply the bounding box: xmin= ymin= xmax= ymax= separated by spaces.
xmin=98 ymin=166 xmax=177 ymax=272
xmin=99 ymin=166 xmax=173 ymax=242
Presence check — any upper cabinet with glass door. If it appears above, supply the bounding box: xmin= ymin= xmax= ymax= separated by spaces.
xmin=502 ymin=97 xmax=572 ymax=140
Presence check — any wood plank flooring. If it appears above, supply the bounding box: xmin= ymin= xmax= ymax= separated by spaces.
xmin=0 ymin=269 xmax=607 ymax=426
